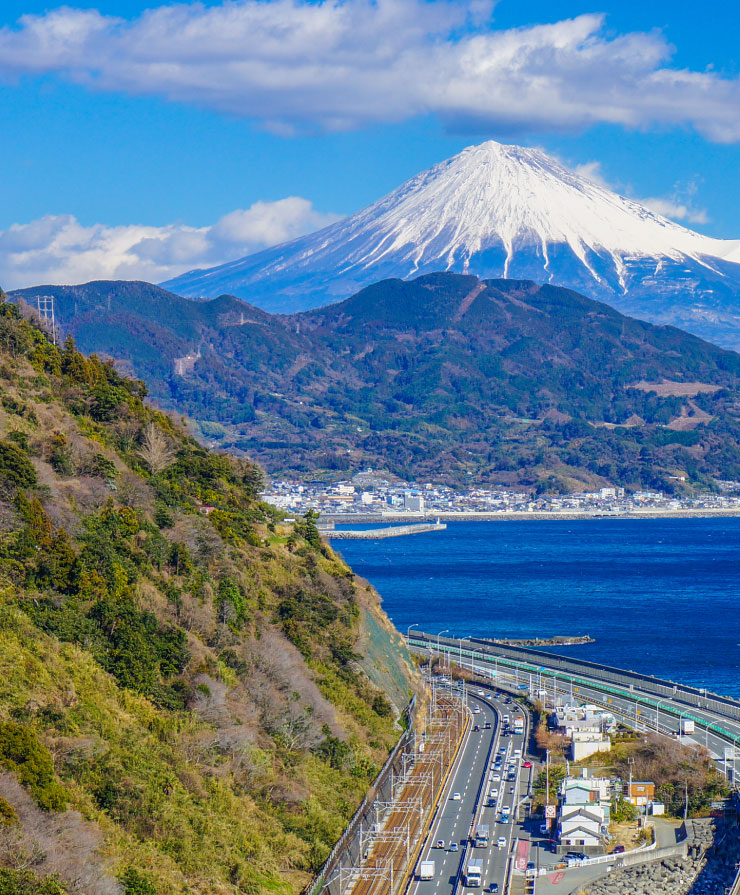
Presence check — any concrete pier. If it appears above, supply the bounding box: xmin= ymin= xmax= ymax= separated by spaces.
xmin=319 ymin=522 xmax=447 ymax=539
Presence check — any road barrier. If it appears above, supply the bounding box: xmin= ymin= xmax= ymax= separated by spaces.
xmin=316 ymin=691 xmax=468 ymax=895
xmin=466 ymin=635 xmax=740 ymax=722
xmin=306 ymin=697 xmax=418 ymax=895
xmin=409 ymin=635 xmax=740 ymax=750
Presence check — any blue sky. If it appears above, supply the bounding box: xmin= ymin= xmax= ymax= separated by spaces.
xmin=0 ymin=0 xmax=738 ymax=287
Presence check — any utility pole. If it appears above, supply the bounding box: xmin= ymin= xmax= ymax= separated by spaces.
xmin=684 ymin=778 xmax=689 ymax=820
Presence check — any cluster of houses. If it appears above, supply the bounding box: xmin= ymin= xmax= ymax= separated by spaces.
xmin=552 ymin=771 xmax=661 ymax=855
xmin=545 ymin=705 xmax=664 ymax=856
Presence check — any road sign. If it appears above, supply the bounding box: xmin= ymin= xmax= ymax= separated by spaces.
xmin=515 ymin=838 xmax=530 ymax=872
xmin=545 ymin=805 xmax=556 ymax=818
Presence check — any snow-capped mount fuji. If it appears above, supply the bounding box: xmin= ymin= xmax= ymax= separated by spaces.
xmin=163 ymin=141 xmax=740 ymax=348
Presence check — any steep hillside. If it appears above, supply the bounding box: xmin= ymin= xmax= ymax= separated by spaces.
xmin=13 ymin=274 xmax=740 ymax=492
xmin=161 ymin=141 xmax=740 ymax=350
xmin=0 ymin=290 xmax=416 ymax=895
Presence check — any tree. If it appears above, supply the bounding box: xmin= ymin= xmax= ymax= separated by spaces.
xmin=138 ymin=424 xmax=176 ymax=475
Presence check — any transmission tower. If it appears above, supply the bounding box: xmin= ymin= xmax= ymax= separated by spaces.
xmin=36 ymin=295 xmax=57 ymax=345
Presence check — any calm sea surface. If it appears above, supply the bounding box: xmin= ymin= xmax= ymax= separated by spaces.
xmin=335 ymin=518 xmax=740 ymax=698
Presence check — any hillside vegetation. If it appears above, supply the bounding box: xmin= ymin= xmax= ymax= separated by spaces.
xmin=0 ymin=290 xmax=416 ymax=895
xmin=12 ymin=273 xmax=740 ymax=491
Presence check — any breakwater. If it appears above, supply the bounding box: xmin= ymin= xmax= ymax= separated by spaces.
xmin=493 ymin=634 xmax=594 ymax=647
xmin=319 ymin=522 xmax=446 ymax=539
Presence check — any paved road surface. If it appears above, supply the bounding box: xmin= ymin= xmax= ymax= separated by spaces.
xmin=409 ymin=685 xmax=532 ymax=895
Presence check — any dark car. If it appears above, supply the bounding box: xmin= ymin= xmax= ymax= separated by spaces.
xmin=473 ymin=724 xmax=480 ymax=731
xmin=488 ymin=884 xmax=499 ymax=893
xmin=612 ymin=845 xmax=625 ymax=854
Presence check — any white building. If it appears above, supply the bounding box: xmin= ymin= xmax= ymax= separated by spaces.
xmin=559 ymin=805 xmax=605 ymax=850
xmin=570 ymin=730 xmax=612 ymax=761
xmin=404 ymin=493 xmax=425 ymax=512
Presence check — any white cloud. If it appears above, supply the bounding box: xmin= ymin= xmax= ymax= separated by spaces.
xmin=640 ymin=197 xmax=709 ymax=225
xmin=572 ymin=160 xmax=709 ymax=225
xmin=0 ymin=198 xmax=341 ymax=290
xmin=573 ymin=161 xmax=612 ymax=190
xmin=0 ymin=1 xmax=739 ymax=140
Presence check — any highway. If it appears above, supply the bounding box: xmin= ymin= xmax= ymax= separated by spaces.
xmin=401 ymin=636 xmax=740 ymax=895
xmin=408 ymin=683 xmax=533 ymax=895
xmin=411 ymin=634 xmax=740 ymax=781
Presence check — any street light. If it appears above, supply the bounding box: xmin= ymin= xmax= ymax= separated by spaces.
xmin=437 ymin=629 xmax=450 ymax=672
xmin=634 ymin=696 xmax=647 ymax=729
xmin=407 ymin=622 xmax=420 ymax=641
xmin=459 ymin=634 xmax=472 ymax=667
xmin=655 ymin=700 xmax=665 ymax=734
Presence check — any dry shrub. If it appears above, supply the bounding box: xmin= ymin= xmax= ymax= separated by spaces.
xmin=0 ymin=772 xmax=121 ymax=895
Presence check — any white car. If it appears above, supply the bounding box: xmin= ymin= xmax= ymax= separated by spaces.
xmin=492 ymin=774 xmax=501 ymax=782
xmin=435 ymin=840 xmax=445 ymax=849
xmin=497 ymin=837 xmax=507 ymax=849
xmin=489 ymin=788 xmax=498 ymax=798
xmin=452 ymin=792 xmax=462 ymax=801
xmin=477 ymin=690 xmax=485 ymax=696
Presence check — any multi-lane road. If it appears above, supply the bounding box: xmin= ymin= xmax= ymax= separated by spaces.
xmin=409 ymin=684 xmax=534 ymax=895
xmin=401 ymin=636 xmax=740 ymax=895
xmin=412 ymin=634 xmax=740 ymax=781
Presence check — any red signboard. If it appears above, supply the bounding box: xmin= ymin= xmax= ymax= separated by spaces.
xmin=515 ymin=838 xmax=530 ymax=872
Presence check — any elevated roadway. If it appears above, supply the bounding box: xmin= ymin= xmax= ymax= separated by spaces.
xmin=410 ymin=633 xmax=740 ymax=781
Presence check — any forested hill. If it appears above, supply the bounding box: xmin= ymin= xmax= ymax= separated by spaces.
xmin=12 ymin=273 xmax=740 ymax=491
xmin=0 ymin=289 xmax=416 ymax=895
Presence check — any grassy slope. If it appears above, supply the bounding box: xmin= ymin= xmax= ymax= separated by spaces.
xmin=0 ymin=293 xmax=417 ymax=895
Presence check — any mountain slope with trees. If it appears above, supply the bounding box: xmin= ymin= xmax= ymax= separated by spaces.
xmin=12 ymin=273 xmax=740 ymax=491
xmin=0 ymin=289 xmax=416 ymax=895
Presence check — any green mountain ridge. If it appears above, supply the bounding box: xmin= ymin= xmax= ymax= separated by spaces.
xmin=12 ymin=273 xmax=740 ymax=491
xmin=0 ymin=290 xmax=417 ymax=895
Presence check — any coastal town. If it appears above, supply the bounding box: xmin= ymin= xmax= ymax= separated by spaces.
xmin=263 ymin=472 xmax=740 ymax=520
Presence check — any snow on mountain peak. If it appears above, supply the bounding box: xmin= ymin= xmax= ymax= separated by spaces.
xmin=347 ymin=139 xmax=725 ymax=277
xmin=162 ymin=140 xmax=740 ymax=349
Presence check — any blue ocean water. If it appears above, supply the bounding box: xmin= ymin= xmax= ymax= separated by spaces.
xmin=335 ymin=518 xmax=740 ymax=698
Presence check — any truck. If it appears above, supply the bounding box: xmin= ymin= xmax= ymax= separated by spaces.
xmin=474 ymin=824 xmax=489 ymax=847
xmin=464 ymin=859 xmax=483 ymax=887
xmin=513 ymin=717 xmax=524 ymax=734
xmin=419 ymin=861 xmax=435 ymax=881
xmin=679 ymin=719 xmax=695 ymax=735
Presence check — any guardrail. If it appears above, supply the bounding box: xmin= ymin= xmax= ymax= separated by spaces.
xmin=306 ymin=695 xmax=418 ymax=895
xmin=412 ymin=635 xmax=740 ymax=894
xmin=464 ymin=635 xmax=740 ymax=722
xmin=409 ymin=635 xmax=740 ymax=753
xmin=321 ymin=692 xmax=468 ymax=895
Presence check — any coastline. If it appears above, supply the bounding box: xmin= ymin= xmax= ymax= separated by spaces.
xmin=324 ymin=507 xmax=740 ymax=524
